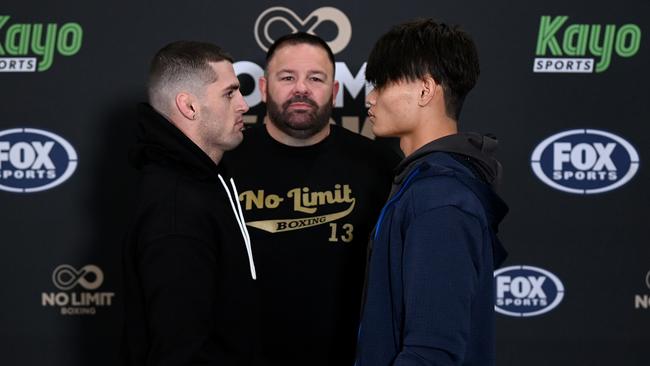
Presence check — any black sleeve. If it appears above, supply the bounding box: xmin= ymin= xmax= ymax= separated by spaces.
xmin=137 ymin=234 xmax=221 ymax=366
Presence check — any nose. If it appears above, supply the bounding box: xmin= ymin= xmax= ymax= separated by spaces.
xmin=293 ymin=77 xmax=310 ymax=95
xmin=236 ymin=90 xmax=249 ymax=113
xmin=365 ymin=89 xmax=377 ymax=108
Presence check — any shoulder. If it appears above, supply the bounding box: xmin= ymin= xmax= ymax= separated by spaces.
xmin=330 ymin=125 xmax=378 ymax=152
xmin=235 ymin=123 xmax=267 ymax=149
xmin=401 ymin=168 xmax=485 ymax=223
xmin=135 ymin=169 xmax=217 ymax=236
xmin=330 ymin=125 xmax=401 ymax=167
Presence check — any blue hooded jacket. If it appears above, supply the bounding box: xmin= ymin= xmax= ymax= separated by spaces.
xmin=356 ymin=133 xmax=508 ymax=366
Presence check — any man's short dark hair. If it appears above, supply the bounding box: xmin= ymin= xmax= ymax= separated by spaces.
xmin=148 ymin=40 xmax=233 ymax=113
xmin=265 ymin=32 xmax=336 ymax=76
xmin=366 ymin=19 xmax=480 ymax=120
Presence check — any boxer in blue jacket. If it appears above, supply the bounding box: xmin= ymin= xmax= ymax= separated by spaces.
xmin=356 ymin=19 xmax=508 ymax=366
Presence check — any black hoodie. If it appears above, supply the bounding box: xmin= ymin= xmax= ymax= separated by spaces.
xmin=122 ymin=104 xmax=262 ymax=365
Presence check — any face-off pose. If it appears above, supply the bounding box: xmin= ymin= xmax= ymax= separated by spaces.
xmin=122 ymin=41 xmax=269 ymax=365
xmin=356 ymin=19 xmax=508 ymax=366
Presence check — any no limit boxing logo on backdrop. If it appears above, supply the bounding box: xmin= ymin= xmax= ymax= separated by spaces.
xmin=634 ymin=270 xmax=650 ymax=310
xmin=0 ymin=128 xmax=77 ymax=193
xmin=495 ymin=265 xmax=565 ymax=317
xmin=0 ymin=15 xmax=83 ymax=72
xmin=533 ymin=15 xmax=641 ymax=73
xmin=531 ymin=129 xmax=639 ymax=194
xmin=254 ymin=7 xmax=352 ymax=54
xmin=42 ymin=264 xmax=115 ymax=316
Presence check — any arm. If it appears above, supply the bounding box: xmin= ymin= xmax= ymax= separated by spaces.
xmin=393 ymin=206 xmax=482 ymax=366
xmin=138 ymin=234 xmax=220 ymax=366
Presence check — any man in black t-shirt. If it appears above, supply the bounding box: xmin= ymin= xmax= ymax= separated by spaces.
xmin=223 ymin=33 xmax=399 ymax=366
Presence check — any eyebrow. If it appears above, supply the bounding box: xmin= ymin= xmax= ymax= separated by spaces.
xmin=223 ymin=82 xmax=240 ymax=92
xmin=276 ymin=68 xmax=327 ymax=75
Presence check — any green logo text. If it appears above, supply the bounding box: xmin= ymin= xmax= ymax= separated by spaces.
xmin=535 ymin=15 xmax=641 ymax=73
xmin=0 ymin=15 xmax=83 ymax=72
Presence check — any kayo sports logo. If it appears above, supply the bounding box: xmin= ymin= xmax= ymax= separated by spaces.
xmin=495 ymin=265 xmax=565 ymax=317
xmin=0 ymin=15 xmax=83 ymax=72
xmin=254 ymin=7 xmax=352 ymax=54
xmin=0 ymin=128 xmax=78 ymax=193
xmin=533 ymin=15 xmax=641 ymax=73
xmin=531 ymin=129 xmax=639 ymax=194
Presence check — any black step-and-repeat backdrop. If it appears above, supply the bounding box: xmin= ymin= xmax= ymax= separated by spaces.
xmin=2 ymin=1 xmax=648 ymax=365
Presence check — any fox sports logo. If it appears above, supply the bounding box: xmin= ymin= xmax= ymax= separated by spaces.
xmin=0 ymin=128 xmax=78 ymax=193
xmin=494 ymin=265 xmax=565 ymax=317
xmin=531 ymin=129 xmax=639 ymax=194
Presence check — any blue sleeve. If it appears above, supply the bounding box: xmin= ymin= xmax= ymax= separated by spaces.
xmin=392 ymin=205 xmax=482 ymax=366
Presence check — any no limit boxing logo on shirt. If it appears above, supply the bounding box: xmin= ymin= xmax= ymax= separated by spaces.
xmin=42 ymin=264 xmax=115 ymax=316
xmin=0 ymin=16 xmax=83 ymax=72
xmin=533 ymin=15 xmax=641 ymax=73
xmin=0 ymin=128 xmax=78 ymax=193
xmin=239 ymin=184 xmax=356 ymax=241
xmin=494 ymin=265 xmax=565 ymax=317
xmin=531 ymin=129 xmax=639 ymax=194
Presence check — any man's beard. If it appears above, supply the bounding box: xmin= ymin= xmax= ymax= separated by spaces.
xmin=266 ymin=93 xmax=333 ymax=139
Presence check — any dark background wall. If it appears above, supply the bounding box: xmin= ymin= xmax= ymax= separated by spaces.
xmin=1 ymin=1 xmax=648 ymax=365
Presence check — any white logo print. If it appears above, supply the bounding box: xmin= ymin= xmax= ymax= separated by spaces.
xmin=254 ymin=7 xmax=352 ymax=54
xmin=0 ymin=128 xmax=78 ymax=193
xmin=52 ymin=264 xmax=103 ymax=290
xmin=530 ymin=129 xmax=639 ymax=194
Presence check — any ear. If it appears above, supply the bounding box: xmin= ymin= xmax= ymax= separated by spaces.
xmin=259 ymin=76 xmax=268 ymax=103
xmin=418 ymin=76 xmax=437 ymax=107
xmin=175 ymin=92 xmax=197 ymax=121
xmin=331 ymin=80 xmax=340 ymax=106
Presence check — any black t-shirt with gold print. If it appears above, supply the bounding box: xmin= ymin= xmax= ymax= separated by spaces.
xmin=222 ymin=123 xmax=398 ymax=366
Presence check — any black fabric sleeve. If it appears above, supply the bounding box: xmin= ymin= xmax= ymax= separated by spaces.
xmin=137 ymin=234 xmax=222 ymax=366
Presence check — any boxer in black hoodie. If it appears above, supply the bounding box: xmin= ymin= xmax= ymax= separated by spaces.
xmin=122 ymin=41 xmax=260 ymax=365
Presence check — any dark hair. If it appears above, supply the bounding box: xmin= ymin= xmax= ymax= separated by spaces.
xmin=148 ymin=41 xmax=233 ymax=111
xmin=265 ymin=32 xmax=336 ymax=76
xmin=366 ymin=19 xmax=480 ymax=120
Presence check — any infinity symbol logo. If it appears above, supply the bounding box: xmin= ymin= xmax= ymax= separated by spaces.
xmin=254 ymin=6 xmax=352 ymax=54
xmin=646 ymin=270 xmax=650 ymax=290
xmin=52 ymin=264 xmax=104 ymax=290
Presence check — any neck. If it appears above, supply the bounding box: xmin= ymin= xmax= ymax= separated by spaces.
xmin=186 ymin=135 xmax=223 ymax=166
xmin=400 ymin=114 xmax=457 ymax=157
xmin=264 ymin=116 xmax=331 ymax=147
xmin=204 ymin=149 xmax=223 ymax=165
xmin=168 ymin=114 xmax=223 ymax=166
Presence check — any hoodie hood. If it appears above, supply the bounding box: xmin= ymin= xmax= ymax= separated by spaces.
xmin=393 ymin=132 xmax=502 ymax=190
xmin=385 ymin=132 xmax=508 ymax=267
xmin=129 ymin=103 xmax=256 ymax=279
xmin=129 ymin=103 xmax=224 ymax=181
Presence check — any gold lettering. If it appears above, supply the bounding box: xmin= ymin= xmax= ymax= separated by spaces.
xmin=240 ymin=190 xmax=264 ymax=210
xmin=287 ymin=184 xmax=354 ymax=214
xmin=265 ymin=194 xmax=282 ymax=208
xmin=240 ymin=190 xmax=283 ymax=210
xmin=288 ymin=187 xmax=316 ymax=214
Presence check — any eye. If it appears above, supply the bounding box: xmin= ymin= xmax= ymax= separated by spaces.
xmin=225 ymin=90 xmax=235 ymax=99
xmin=310 ymin=76 xmax=324 ymax=82
xmin=280 ymin=75 xmax=294 ymax=81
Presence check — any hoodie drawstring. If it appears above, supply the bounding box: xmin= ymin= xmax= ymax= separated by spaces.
xmin=218 ymin=174 xmax=257 ymax=280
